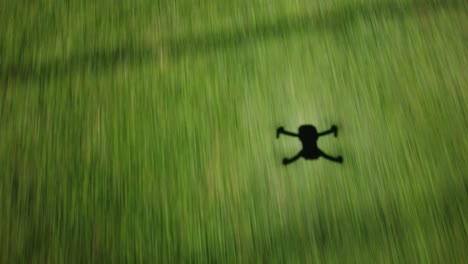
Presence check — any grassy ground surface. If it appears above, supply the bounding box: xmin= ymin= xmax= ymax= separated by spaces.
xmin=1 ymin=0 xmax=467 ymax=262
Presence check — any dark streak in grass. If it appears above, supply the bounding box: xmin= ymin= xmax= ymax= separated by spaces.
xmin=0 ymin=0 xmax=465 ymax=83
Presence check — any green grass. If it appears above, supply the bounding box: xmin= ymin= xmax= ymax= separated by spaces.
xmin=1 ymin=0 xmax=467 ymax=262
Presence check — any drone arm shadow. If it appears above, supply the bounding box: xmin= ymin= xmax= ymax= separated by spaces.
xmin=318 ymin=129 xmax=334 ymax=136
xmin=319 ymin=150 xmax=342 ymax=163
xmin=280 ymin=130 xmax=299 ymax=137
xmin=283 ymin=151 xmax=302 ymax=165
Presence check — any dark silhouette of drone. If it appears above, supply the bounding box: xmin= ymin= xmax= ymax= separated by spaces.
xmin=277 ymin=125 xmax=343 ymax=165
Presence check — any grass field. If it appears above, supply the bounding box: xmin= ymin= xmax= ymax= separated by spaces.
xmin=1 ymin=0 xmax=467 ymax=262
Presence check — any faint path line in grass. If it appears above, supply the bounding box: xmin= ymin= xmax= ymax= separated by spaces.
xmin=0 ymin=0 xmax=465 ymax=82
xmin=165 ymin=0 xmax=465 ymax=57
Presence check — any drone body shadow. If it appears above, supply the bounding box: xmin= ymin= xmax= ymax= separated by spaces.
xmin=277 ymin=125 xmax=343 ymax=166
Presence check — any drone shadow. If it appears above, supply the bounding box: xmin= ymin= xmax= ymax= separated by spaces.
xmin=277 ymin=124 xmax=343 ymax=165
